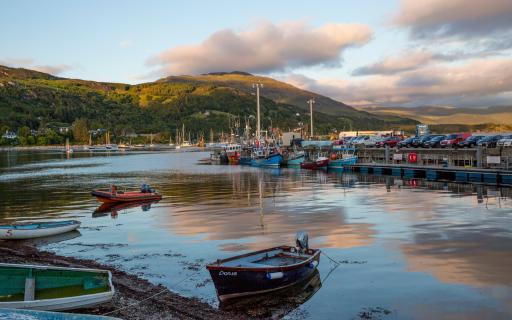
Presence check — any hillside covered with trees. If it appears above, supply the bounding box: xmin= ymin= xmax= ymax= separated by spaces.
xmin=0 ymin=66 xmax=417 ymax=145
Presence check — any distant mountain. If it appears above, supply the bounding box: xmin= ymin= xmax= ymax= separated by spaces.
xmin=0 ymin=65 xmax=417 ymax=137
xmin=359 ymin=105 xmax=512 ymax=125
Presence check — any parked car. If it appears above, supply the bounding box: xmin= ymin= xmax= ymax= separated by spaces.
xmin=411 ymin=135 xmax=434 ymax=148
xmin=440 ymin=133 xmax=471 ymax=148
xmin=358 ymin=136 xmax=384 ymax=147
xmin=376 ymin=136 xmax=401 ymax=148
xmin=457 ymin=135 xmax=485 ymax=148
xmin=497 ymin=134 xmax=512 ymax=147
xmin=423 ymin=135 xmax=447 ymax=148
xmin=397 ymin=137 xmax=415 ymax=148
xmin=477 ymin=135 xmax=503 ymax=148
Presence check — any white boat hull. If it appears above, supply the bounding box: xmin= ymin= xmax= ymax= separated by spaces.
xmin=0 ymin=291 xmax=114 ymax=311
xmin=0 ymin=222 xmax=80 ymax=240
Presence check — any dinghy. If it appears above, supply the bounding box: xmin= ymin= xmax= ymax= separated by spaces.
xmin=0 ymin=308 xmax=120 ymax=320
xmin=91 ymin=184 xmax=162 ymax=204
xmin=206 ymin=232 xmax=320 ymax=301
xmin=0 ymin=221 xmax=81 ymax=240
xmin=0 ymin=263 xmax=114 ymax=311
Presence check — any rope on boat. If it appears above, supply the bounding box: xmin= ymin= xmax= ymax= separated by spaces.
xmin=101 ymin=269 xmax=203 ymax=316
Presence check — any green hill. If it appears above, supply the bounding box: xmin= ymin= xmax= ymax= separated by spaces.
xmin=0 ymin=66 xmax=417 ymax=144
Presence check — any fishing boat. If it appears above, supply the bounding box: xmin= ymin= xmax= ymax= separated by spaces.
xmin=0 ymin=221 xmax=81 ymax=240
xmin=286 ymin=151 xmax=305 ymax=166
xmin=300 ymin=156 xmax=329 ymax=170
xmin=0 ymin=263 xmax=114 ymax=311
xmin=328 ymin=147 xmax=358 ymax=169
xmin=0 ymin=308 xmax=120 ymax=319
xmin=91 ymin=184 xmax=162 ymax=203
xmin=226 ymin=144 xmax=242 ymax=164
xmin=206 ymin=232 xmax=320 ymax=301
xmin=250 ymin=150 xmax=283 ymax=168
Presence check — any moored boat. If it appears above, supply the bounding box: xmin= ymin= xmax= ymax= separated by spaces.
xmin=0 ymin=263 xmax=114 ymax=311
xmin=328 ymin=155 xmax=358 ymax=169
xmin=0 ymin=221 xmax=81 ymax=240
xmin=0 ymin=308 xmax=120 ymax=320
xmin=286 ymin=153 xmax=305 ymax=166
xmin=206 ymin=232 xmax=320 ymax=301
xmin=300 ymin=156 xmax=329 ymax=170
xmin=250 ymin=153 xmax=283 ymax=168
xmin=91 ymin=184 xmax=162 ymax=203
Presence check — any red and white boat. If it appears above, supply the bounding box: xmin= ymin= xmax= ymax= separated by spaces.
xmin=91 ymin=184 xmax=162 ymax=203
xmin=300 ymin=156 xmax=329 ymax=170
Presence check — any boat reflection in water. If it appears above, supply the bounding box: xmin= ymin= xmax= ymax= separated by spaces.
xmin=220 ymin=269 xmax=322 ymax=318
xmin=92 ymin=200 xmax=160 ymax=218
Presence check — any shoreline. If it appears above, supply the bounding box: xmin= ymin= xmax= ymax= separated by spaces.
xmin=0 ymin=242 xmax=246 ymax=320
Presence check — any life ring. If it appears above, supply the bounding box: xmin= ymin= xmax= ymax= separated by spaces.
xmin=408 ymin=153 xmax=418 ymax=163
xmin=330 ymin=153 xmax=337 ymax=160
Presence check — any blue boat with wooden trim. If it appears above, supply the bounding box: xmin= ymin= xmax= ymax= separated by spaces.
xmin=250 ymin=153 xmax=283 ymax=168
xmin=206 ymin=232 xmax=320 ymax=301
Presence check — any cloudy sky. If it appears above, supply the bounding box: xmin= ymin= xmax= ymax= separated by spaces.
xmin=1 ymin=0 xmax=511 ymax=108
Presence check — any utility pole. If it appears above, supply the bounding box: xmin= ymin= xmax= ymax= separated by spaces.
xmin=307 ymin=98 xmax=315 ymax=138
xmin=253 ymin=83 xmax=263 ymax=139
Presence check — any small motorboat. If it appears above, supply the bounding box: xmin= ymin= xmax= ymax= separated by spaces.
xmin=91 ymin=184 xmax=162 ymax=204
xmin=206 ymin=232 xmax=320 ymax=301
xmin=300 ymin=156 xmax=329 ymax=170
xmin=0 ymin=263 xmax=114 ymax=311
xmin=0 ymin=220 xmax=81 ymax=240
xmin=0 ymin=308 xmax=120 ymax=319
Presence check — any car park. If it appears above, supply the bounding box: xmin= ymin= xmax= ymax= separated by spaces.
xmin=477 ymin=135 xmax=503 ymax=148
xmin=497 ymin=134 xmax=512 ymax=147
xmin=376 ymin=136 xmax=401 ymax=148
xmin=423 ymin=135 xmax=447 ymax=148
xmin=440 ymin=133 xmax=471 ymax=148
xmin=457 ymin=135 xmax=485 ymax=148
xmin=412 ymin=135 xmax=434 ymax=148
xmin=397 ymin=137 xmax=415 ymax=148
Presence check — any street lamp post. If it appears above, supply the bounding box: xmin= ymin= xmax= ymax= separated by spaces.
xmin=307 ymin=98 xmax=315 ymax=138
xmin=253 ymin=83 xmax=263 ymax=139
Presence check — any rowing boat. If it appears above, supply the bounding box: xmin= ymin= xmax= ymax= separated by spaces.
xmin=0 ymin=221 xmax=81 ymax=240
xmin=0 ymin=263 xmax=114 ymax=311
xmin=206 ymin=232 xmax=320 ymax=301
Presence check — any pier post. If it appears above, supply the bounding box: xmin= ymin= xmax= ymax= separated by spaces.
xmin=477 ymin=146 xmax=483 ymax=168
xmin=385 ymin=145 xmax=389 ymax=164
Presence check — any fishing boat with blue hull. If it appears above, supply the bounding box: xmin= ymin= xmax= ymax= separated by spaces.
xmin=250 ymin=153 xmax=283 ymax=168
xmin=0 ymin=263 xmax=114 ymax=311
xmin=0 ymin=221 xmax=81 ymax=240
xmin=328 ymin=155 xmax=358 ymax=169
xmin=0 ymin=308 xmax=120 ymax=320
xmin=239 ymin=156 xmax=252 ymax=165
xmin=206 ymin=232 xmax=320 ymax=301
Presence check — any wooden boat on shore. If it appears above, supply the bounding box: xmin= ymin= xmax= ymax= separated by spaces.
xmin=91 ymin=185 xmax=162 ymax=203
xmin=206 ymin=232 xmax=320 ymax=301
xmin=0 ymin=263 xmax=114 ymax=311
xmin=0 ymin=221 xmax=81 ymax=240
xmin=300 ymin=156 xmax=329 ymax=170
xmin=0 ymin=308 xmax=120 ymax=319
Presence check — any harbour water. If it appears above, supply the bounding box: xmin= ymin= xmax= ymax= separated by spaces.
xmin=1 ymin=150 xmax=512 ymax=319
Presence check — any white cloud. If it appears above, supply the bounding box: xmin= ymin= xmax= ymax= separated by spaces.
xmin=0 ymin=57 xmax=73 ymax=76
xmin=147 ymin=20 xmax=373 ymax=76
xmin=285 ymin=58 xmax=512 ymax=107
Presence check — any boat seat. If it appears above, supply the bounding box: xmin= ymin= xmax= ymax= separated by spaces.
xmin=223 ymin=261 xmax=273 ymax=268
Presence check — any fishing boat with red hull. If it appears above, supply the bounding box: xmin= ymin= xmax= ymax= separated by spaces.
xmin=206 ymin=232 xmax=320 ymax=301
xmin=300 ymin=156 xmax=329 ymax=170
xmin=91 ymin=184 xmax=162 ymax=204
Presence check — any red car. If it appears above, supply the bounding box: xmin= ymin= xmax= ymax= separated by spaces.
xmin=440 ymin=133 xmax=471 ymax=148
xmin=376 ymin=136 xmax=401 ymax=148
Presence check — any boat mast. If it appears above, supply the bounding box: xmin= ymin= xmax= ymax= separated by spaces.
xmin=182 ymin=124 xmax=185 ymax=143
xmin=307 ymin=98 xmax=315 ymax=139
xmin=253 ymin=83 xmax=263 ymax=140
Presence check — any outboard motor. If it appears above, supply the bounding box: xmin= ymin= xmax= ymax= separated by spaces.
xmin=296 ymin=231 xmax=309 ymax=252
xmin=140 ymin=183 xmax=150 ymax=193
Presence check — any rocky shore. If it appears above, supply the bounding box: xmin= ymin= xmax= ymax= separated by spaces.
xmin=0 ymin=242 xmax=246 ymax=320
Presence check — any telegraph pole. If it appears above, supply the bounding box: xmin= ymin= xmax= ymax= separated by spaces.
xmin=253 ymin=83 xmax=263 ymax=139
xmin=307 ymin=98 xmax=315 ymax=138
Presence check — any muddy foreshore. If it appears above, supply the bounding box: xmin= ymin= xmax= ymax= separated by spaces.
xmin=0 ymin=242 xmax=247 ymax=320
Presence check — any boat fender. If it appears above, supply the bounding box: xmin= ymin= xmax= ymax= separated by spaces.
xmin=308 ymin=261 xmax=318 ymax=269
xmin=289 ymin=247 xmax=296 ymax=253
xmin=266 ymin=272 xmax=284 ymax=280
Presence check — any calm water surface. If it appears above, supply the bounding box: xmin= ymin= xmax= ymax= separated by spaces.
xmin=1 ymin=150 xmax=512 ymax=319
